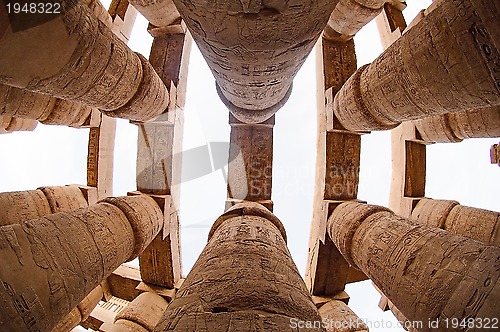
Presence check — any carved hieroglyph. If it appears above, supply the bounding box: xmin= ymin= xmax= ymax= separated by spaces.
xmin=155 ymin=203 xmax=324 ymax=331
xmin=334 ymin=0 xmax=500 ymax=131
xmin=0 ymin=195 xmax=162 ymax=332
xmin=172 ymin=0 xmax=339 ymax=123
xmin=328 ymin=201 xmax=500 ymax=331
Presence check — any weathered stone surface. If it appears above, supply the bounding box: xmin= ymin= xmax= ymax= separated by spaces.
xmin=104 ymin=53 xmax=169 ymax=122
xmin=328 ymin=201 xmax=500 ymax=331
xmin=0 ymin=0 xmax=167 ymax=122
xmin=0 ymin=83 xmax=95 ymax=127
xmin=0 ymin=196 xmax=163 ymax=332
xmin=0 ymin=203 xmax=132 ymax=331
xmin=227 ymin=115 xmax=274 ymax=201
xmin=415 ymin=106 xmax=500 ymax=143
xmin=115 ymin=292 xmax=168 ymax=331
xmin=127 ymin=0 xmax=180 ymax=28
xmin=318 ymin=300 xmax=368 ymax=332
xmin=445 ymin=205 xmax=500 ymax=247
xmin=492 ymin=142 xmax=500 ymax=165
xmin=0 ymin=189 xmax=52 ymax=226
xmin=411 ymin=198 xmax=459 ymax=229
xmin=52 ymin=286 xmax=103 ymax=332
xmin=334 ymin=0 xmax=500 ymax=131
xmin=155 ymin=202 xmax=323 ymax=331
xmin=325 ymin=0 xmax=384 ymax=41
xmin=101 ymin=196 xmax=164 ymax=260
xmin=412 ymin=198 xmax=500 ymax=247
xmin=51 ymin=307 xmax=82 ymax=332
xmin=39 ymin=185 xmax=89 ymax=214
xmin=173 ymin=0 xmax=339 ymax=121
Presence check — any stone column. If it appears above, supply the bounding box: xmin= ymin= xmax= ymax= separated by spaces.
xmin=0 ymin=115 xmax=37 ymax=133
xmin=333 ymin=0 xmax=500 ymax=131
xmin=0 ymin=185 xmax=90 ymax=226
xmin=412 ymin=198 xmax=500 ymax=247
xmin=51 ymin=286 xmax=103 ymax=332
xmin=0 ymin=195 xmax=163 ymax=332
xmin=328 ymin=201 xmax=500 ymax=331
xmin=104 ymin=292 xmax=168 ymax=332
xmin=155 ymin=202 xmax=324 ymax=331
xmin=318 ymin=300 xmax=368 ymax=332
xmin=325 ymin=0 xmax=390 ymax=41
xmin=0 ymin=0 xmax=168 ymax=122
xmin=127 ymin=0 xmax=180 ymax=28
xmin=0 ymin=83 xmax=96 ymax=128
xmin=172 ymin=0 xmax=339 ymax=123
xmin=413 ymin=106 xmax=500 ymax=143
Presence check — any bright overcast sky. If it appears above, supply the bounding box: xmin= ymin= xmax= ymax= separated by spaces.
xmin=1 ymin=1 xmax=499 ymax=331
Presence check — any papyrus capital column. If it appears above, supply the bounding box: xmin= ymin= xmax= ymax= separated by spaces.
xmin=155 ymin=202 xmax=323 ymax=331
xmin=327 ymin=201 xmax=500 ymax=331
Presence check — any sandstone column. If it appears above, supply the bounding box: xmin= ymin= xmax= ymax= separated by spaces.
xmin=155 ymin=202 xmax=324 ymax=331
xmin=0 ymin=115 xmax=37 ymax=133
xmin=0 ymin=185 xmax=90 ymax=226
xmin=127 ymin=0 xmax=180 ymax=28
xmin=414 ymin=106 xmax=500 ymax=143
xmin=0 ymin=195 xmax=163 ymax=332
xmin=412 ymin=198 xmax=500 ymax=247
xmin=0 ymin=83 xmax=96 ymax=128
xmin=333 ymin=0 xmax=500 ymax=131
xmin=172 ymin=0 xmax=339 ymax=123
xmin=318 ymin=300 xmax=368 ymax=332
xmin=0 ymin=0 xmax=168 ymax=122
xmin=328 ymin=201 xmax=500 ymax=331
xmin=325 ymin=0 xmax=393 ymax=41
xmin=103 ymin=292 xmax=168 ymax=332
xmin=51 ymin=286 xmax=104 ymax=332
xmin=492 ymin=142 xmax=500 ymax=166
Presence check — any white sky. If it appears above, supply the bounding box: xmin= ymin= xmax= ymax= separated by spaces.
xmin=0 ymin=1 xmax=498 ymax=331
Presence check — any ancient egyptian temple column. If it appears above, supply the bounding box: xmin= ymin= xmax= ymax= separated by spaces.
xmin=0 ymin=195 xmax=163 ymax=332
xmin=412 ymin=198 xmax=500 ymax=247
xmin=104 ymin=292 xmax=168 ymax=332
xmin=328 ymin=201 xmax=499 ymax=331
xmin=0 ymin=83 xmax=96 ymax=127
xmin=333 ymin=0 xmax=500 ymax=131
xmin=155 ymin=202 xmax=324 ymax=331
xmin=0 ymin=0 xmax=168 ymax=122
xmin=413 ymin=106 xmax=500 ymax=143
xmin=172 ymin=0 xmax=339 ymax=123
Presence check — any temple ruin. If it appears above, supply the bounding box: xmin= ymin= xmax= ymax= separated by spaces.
xmin=0 ymin=0 xmax=499 ymax=331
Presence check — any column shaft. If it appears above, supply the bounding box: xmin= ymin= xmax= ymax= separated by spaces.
xmin=333 ymin=0 xmax=500 ymax=131
xmin=318 ymin=300 xmax=368 ymax=332
xmin=0 ymin=195 xmax=163 ymax=332
xmin=414 ymin=106 xmax=500 ymax=143
xmin=324 ymin=0 xmax=387 ymax=41
xmin=0 ymin=0 xmax=168 ymax=122
xmin=412 ymin=198 xmax=500 ymax=247
xmin=172 ymin=0 xmax=339 ymax=122
xmin=155 ymin=203 xmax=324 ymax=331
xmin=0 ymin=83 xmax=96 ymax=127
xmin=328 ymin=201 xmax=500 ymax=331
